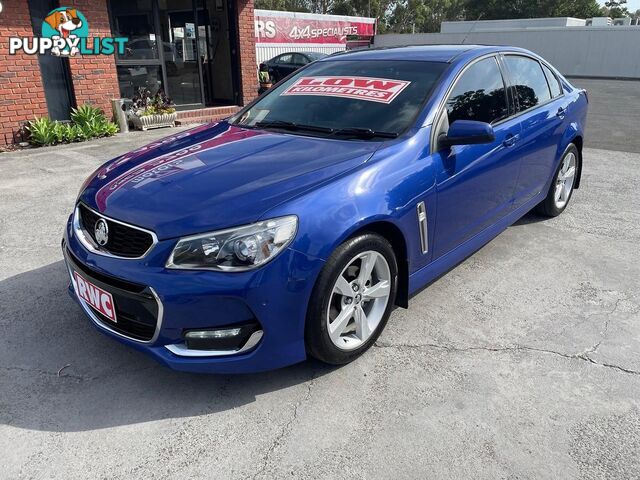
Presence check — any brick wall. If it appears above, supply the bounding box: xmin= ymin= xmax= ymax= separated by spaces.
xmin=0 ymin=0 xmax=256 ymax=146
xmin=0 ymin=0 xmax=48 ymax=145
xmin=236 ymin=0 xmax=257 ymax=106
xmin=66 ymin=0 xmax=120 ymax=117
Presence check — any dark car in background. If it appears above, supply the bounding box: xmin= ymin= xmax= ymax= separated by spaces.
xmin=262 ymin=51 xmax=327 ymax=82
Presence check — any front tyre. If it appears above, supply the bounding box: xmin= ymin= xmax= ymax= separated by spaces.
xmin=305 ymin=233 xmax=398 ymax=365
xmin=536 ymin=143 xmax=580 ymax=217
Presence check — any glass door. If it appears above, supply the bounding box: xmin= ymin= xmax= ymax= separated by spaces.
xmin=110 ymin=0 xmax=238 ymax=108
xmin=157 ymin=0 xmax=205 ymax=107
xmin=110 ymin=0 xmax=165 ymax=99
xmin=200 ymin=0 xmax=235 ymax=105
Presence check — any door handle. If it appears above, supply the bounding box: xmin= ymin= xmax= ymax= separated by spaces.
xmin=556 ymin=107 xmax=567 ymax=119
xmin=503 ymin=134 xmax=519 ymax=148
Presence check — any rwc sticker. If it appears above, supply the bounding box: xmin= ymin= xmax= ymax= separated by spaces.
xmin=73 ymin=271 xmax=117 ymax=323
xmin=281 ymin=76 xmax=411 ymax=104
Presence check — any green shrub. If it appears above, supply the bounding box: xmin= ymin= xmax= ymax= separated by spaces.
xmin=28 ymin=118 xmax=56 ymax=146
xmin=66 ymin=124 xmax=83 ymax=142
xmin=100 ymin=121 xmax=119 ymax=137
xmin=52 ymin=121 xmax=66 ymax=144
xmin=62 ymin=124 xmax=77 ymax=143
xmin=70 ymin=104 xmax=105 ymax=127
xmin=78 ymin=123 xmax=93 ymax=141
xmin=26 ymin=104 xmax=119 ymax=147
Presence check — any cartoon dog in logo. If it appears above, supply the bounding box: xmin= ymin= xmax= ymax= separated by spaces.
xmin=44 ymin=8 xmax=83 ymax=56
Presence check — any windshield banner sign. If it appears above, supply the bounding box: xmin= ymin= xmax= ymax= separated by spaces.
xmin=281 ymin=76 xmax=411 ymax=104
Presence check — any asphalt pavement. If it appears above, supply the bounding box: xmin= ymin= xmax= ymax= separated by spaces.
xmin=1 ymin=93 xmax=639 ymax=478
xmin=571 ymin=78 xmax=640 ymax=154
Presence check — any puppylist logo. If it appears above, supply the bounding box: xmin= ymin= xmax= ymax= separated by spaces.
xmin=9 ymin=7 xmax=127 ymax=57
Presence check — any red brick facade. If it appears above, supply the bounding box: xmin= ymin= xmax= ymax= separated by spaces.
xmin=236 ymin=0 xmax=258 ymax=106
xmin=66 ymin=0 xmax=120 ymax=115
xmin=0 ymin=0 xmax=48 ymax=145
xmin=0 ymin=0 xmax=257 ymax=146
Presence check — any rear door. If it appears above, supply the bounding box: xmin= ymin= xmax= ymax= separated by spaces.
xmin=502 ymin=55 xmax=569 ymax=207
xmin=432 ymin=56 xmax=523 ymax=259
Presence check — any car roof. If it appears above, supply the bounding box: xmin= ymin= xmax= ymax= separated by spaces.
xmin=270 ymin=52 xmax=321 ymax=58
xmin=322 ymin=45 xmax=533 ymax=63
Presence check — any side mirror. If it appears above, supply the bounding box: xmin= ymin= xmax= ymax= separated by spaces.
xmin=439 ymin=120 xmax=495 ymax=148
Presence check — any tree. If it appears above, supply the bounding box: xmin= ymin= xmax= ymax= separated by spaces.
xmin=329 ymin=0 xmax=398 ymax=33
xmin=254 ymin=0 xmax=312 ymax=12
xmin=256 ymin=0 xmax=609 ymax=36
xmin=464 ymin=0 xmax=603 ymax=20
xmin=255 ymin=0 xmax=398 ymax=33
xmin=387 ymin=0 xmax=465 ymax=33
xmin=553 ymin=0 xmax=602 ymax=18
xmin=603 ymin=0 xmax=630 ymax=17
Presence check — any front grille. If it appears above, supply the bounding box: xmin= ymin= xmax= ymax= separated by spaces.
xmin=66 ymin=249 xmax=160 ymax=342
xmin=78 ymin=204 xmax=155 ymax=258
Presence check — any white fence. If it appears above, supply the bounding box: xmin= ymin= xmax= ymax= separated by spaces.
xmin=256 ymin=43 xmax=346 ymax=65
xmin=373 ymin=27 xmax=640 ymax=79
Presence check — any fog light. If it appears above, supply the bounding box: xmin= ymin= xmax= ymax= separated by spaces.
xmin=183 ymin=323 xmax=260 ymax=351
xmin=185 ymin=328 xmax=242 ymax=340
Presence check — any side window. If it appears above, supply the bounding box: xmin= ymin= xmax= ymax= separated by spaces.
xmin=446 ymin=57 xmax=508 ymax=125
xmin=293 ymin=54 xmax=308 ymax=66
xmin=276 ymin=53 xmax=293 ymax=64
xmin=504 ymin=56 xmax=552 ymax=111
xmin=541 ymin=63 xmax=562 ymax=98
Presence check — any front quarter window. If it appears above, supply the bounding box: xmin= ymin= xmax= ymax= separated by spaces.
xmin=231 ymin=60 xmax=447 ymax=137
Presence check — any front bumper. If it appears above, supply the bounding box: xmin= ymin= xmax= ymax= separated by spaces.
xmin=63 ymin=214 xmax=325 ymax=373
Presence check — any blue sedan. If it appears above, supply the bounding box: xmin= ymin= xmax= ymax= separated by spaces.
xmin=63 ymin=45 xmax=588 ymax=373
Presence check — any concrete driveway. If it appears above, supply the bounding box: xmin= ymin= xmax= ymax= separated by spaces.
xmin=1 ymin=127 xmax=639 ymax=479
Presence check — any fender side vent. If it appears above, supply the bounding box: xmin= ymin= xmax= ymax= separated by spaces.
xmin=417 ymin=202 xmax=428 ymax=254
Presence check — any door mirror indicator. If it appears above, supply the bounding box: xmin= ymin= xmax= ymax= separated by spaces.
xmin=439 ymin=120 xmax=496 ymax=148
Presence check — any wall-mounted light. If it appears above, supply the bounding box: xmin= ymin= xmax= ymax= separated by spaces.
xmin=0 ymin=2 xmax=4 ymax=14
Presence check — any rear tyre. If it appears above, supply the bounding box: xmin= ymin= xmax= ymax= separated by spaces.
xmin=535 ymin=143 xmax=580 ymax=217
xmin=305 ymin=233 xmax=398 ymax=365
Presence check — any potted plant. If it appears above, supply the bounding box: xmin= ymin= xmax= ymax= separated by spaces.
xmin=129 ymin=88 xmax=177 ymax=131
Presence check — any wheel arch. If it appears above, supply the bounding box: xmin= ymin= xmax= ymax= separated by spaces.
xmin=344 ymin=220 xmax=410 ymax=309
xmin=571 ymin=135 xmax=583 ymax=189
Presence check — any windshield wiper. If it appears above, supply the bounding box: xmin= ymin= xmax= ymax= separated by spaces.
xmin=332 ymin=128 xmax=399 ymax=139
xmin=255 ymin=120 xmax=333 ymax=134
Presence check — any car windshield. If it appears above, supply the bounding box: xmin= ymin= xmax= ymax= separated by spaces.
xmin=231 ymin=60 xmax=447 ymax=137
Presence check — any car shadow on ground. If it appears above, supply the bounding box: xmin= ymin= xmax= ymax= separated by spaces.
xmin=512 ymin=211 xmax=549 ymax=226
xmin=0 ymin=261 xmax=336 ymax=433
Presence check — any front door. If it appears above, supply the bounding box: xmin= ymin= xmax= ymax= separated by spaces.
xmin=432 ymin=56 xmax=522 ymax=259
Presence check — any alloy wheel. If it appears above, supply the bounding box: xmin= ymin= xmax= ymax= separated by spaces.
xmin=554 ymin=152 xmax=577 ymax=209
xmin=326 ymin=250 xmax=392 ymax=351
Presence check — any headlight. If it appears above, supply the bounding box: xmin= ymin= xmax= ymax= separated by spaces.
xmin=166 ymin=216 xmax=298 ymax=271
